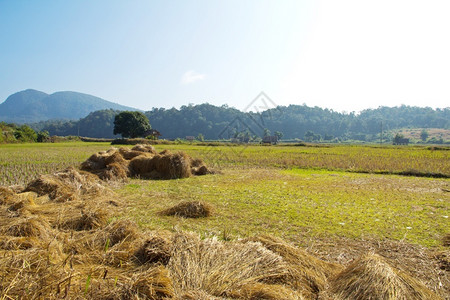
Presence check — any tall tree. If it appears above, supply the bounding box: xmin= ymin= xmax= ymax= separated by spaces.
xmin=113 ymin=111 xmax=151 ymax=138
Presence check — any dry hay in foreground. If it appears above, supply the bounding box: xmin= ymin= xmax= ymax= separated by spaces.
xmin=24 ymin=167 xmax=105 ymax=202
xmin=161 ymin=200 xmax=214 ymax=218
xmin=0 ymin=158 xmax=444 ymax=299
xmin=81 ymin=145 xmax=213 ymax=181
xmin=167 ymin=232 xmax=294 ymax=298
xmin=329 ymin=252 xmax=442 ymax=300
xmin=245 ymin=235 xmax=343 ymax=299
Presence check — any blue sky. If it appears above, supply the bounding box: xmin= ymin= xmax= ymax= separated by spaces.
xmin=1 ymin=0 xmax=449 ymax=112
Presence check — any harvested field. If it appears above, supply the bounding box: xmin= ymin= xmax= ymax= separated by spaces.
xmin=0 ymin=144 xmax=448 ymax=299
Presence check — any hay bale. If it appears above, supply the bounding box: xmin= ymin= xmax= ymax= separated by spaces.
xmin=119 ymin=147 xmax=150 ymax=160
xmin=226 ymin=283 xmax=305 ymax=300
xmin=99 ymin=162 xmax=129 ymax=181
xmin=0 ymin=186 xmax=18 ymax=205
xmin=131 ymin=144 xmax=157 ymax=153
xmin=24 ymin=175 xmax=75 ymax=201
xmin=161 ymin=201 xmax=213 ymax=218
xmin=168 ymin=232 xmax=288 ymax=298
xmin=81 ymin=150 xmax=131 ymax=181
xmin=245 ymin=235 xmax=343 ymax=298
xmin=8 ymin=192 xmax=37 ymax=211
xmin=159 ymin=149 xmax=172 ymax=155
xmin=135 ymin=234 xmax=172 ymax=265
xmin=153 ymin=152 xmax=192 ymax=179
xmin=61 ymin=207 xmax=108 ymax=231
xmin=9 ymin=185 xmax=25 ymax=193
xmin=129 ymin=152 xmax=192 ymax=179
xmin=5 ymin=217 xmax=51 ymax=238
xmin=330 ymin=252 xmax=441 ymax=300
xmin=128 ymin=266 xmax=174 ymax=299
xmin=128 ymin=155 xmax=157 ymax=178
xmin=24 ymin=167 xmax=103 ymax=202
xmin=104 ymin=219 xmax=141 ymax=246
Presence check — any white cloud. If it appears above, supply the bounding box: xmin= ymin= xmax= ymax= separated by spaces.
xmin=181 ymin=70 xmax=206 ymax=85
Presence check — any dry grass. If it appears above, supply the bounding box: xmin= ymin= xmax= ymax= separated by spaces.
xmin=245 ymin=235 xmax=343 ymax=298
xmin=24 ymin=167 xmax=105 ymax=202
xmin=329 ymin=252 xmax=441 ymax=300
xmin=227 ymin=283 xmax=305 ymax=300
xmin=167 ymin=232 xmax=291 ymax=298
xmin=161 ymin=201 xmax=214 ymax=218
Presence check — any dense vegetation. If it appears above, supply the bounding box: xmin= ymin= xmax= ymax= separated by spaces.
xmin=28 ymin=104 xmax=449 ymax=143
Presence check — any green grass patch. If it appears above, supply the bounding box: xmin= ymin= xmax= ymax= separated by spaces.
xmin=118 ymin=168 xmax=449 ymax=248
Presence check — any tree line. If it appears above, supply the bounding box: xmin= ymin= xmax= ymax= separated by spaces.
xmin=18 ymin=104 xmax=450 ymax=143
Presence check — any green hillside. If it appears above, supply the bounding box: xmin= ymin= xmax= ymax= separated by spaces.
xmin=0 ymin=89 xmax=138 ymax=123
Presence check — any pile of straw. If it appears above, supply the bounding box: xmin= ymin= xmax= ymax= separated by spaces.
xmin=81 ymin=145 xmax=213 ymax=181
xmin=330 ymin=253 xmax=441 ymax=300
xmin=161 ymin=201 xmax=214 ymax=218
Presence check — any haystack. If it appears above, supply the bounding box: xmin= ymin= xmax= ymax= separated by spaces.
xmin=82 ymin=146 xmax=212 ymax=181
xmin=7 ymin=192 xmax=37 ymax=211
xmin=81 ymin=149 xmax=130 ymax=181
xmin=104 ymin=219 xmax=141 ymax=246
xmin=4 ymin=216 xmax=52 ymax=238
xmin=60 ymin=207 xmax=108 ymax=231
xmin=167 ymin=232 xmax=290 ymax=298
xmin=330 ymin=252 xmax=441 ymax=300
xmin=119 ymin=147 xmax=152 ymax=160
xmin=135 ymin=234 xmax=172 ymax=265
xmin=127 ymin=266 xmax=174 ymax=299
xmin=161 ymin=201 xmax=213 ymax=218
xmin=0 ymin=186 xmax=16 ymax=205
xmin=24 ymin=167 xmax=103 ymax=202
xmin=245 ymin=235 xmax=342 ymax=298
xmin=131 ymin=144 xmax=157 ymax=153
xmin=129 ymin=152 xmax=193 ymax=179
xmin=190 ymin=158 xmax=211 ymax=176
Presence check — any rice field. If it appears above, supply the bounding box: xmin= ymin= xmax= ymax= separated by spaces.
xmin=0 ymin=141 xmax=449 ymax=298
xmin=1 ymin=143 xmax=448 ymax=187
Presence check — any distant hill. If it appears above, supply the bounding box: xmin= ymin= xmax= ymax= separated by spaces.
xmin=32 ymin=103 xmax=449 ymax=143
xmin=0 ymin=89 xmax=138 ymax=123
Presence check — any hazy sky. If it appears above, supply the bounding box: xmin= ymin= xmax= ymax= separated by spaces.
xmin=1 ymin=0 xmax=449 ymax=112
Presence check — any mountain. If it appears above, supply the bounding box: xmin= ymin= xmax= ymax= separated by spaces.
xmin=0 ymin=89 xmax=138 ymax=123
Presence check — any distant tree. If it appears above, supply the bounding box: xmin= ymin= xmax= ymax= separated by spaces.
xmin=113 ymin=111 xmax=151 ymax=138
xmin=14 ymin=125 xmax=37 ymax=142
xmin=263 ymin=128 xmax=271 ymax=137
xmin=197 ymin=133 xmax=205 ymax=142
xmin=420 ymin=130 xmax=429 ymax=141
xmin=37 ymin=130 xmax=50 ymax=142
xmin=274 ymin=131 xmax=284 ymax=140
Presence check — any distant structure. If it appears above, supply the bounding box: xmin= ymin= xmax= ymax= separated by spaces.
xmin=143 ymin=129 xmax=162 ymax=139
xmin=262 ymin=136 xmax=278 ymax=144
xmin=186 ymin=136 xmax=195 ymax=142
